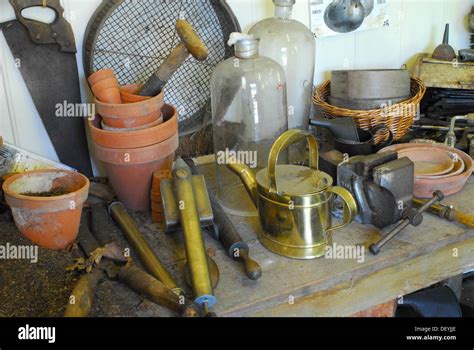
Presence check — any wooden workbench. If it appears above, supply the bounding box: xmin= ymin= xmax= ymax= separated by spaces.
xmin=144 ymin=163 xmax=474 ymax=317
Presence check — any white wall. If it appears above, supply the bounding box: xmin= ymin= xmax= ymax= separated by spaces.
xmin=0 ymin=0 xmax=472 ymax=165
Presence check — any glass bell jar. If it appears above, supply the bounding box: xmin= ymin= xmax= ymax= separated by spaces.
xmin=211 ymin=33 xmax=288 ymax=217
xmin=249 ymin=0 xmax=316 ymax=162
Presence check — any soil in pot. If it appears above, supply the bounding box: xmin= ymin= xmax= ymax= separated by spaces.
xmin=22 ymin=188 xmax=71 ymax=197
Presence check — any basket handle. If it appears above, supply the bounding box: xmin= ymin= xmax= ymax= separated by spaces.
xmin=371 ymin=126 xmax=394 ymax=152
xmin=268 ymin=129 xmax=319 ymax=194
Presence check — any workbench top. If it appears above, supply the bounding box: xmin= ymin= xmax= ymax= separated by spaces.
xmin=148 ymin=163 xmax=474 ymax=317
xmin=2 ymin=165 xmax=472 ymax=317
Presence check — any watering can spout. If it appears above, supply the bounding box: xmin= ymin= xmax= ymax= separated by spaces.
xmin=227 ymin=162 xmax=259 ymax=207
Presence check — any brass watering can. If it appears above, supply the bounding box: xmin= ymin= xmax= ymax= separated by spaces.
xmin=228 ymin=129 xmax=358 ymax=259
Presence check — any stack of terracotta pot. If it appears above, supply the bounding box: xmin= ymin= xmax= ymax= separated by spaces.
xmin=88 ymin=69 xmax=178 ymax=211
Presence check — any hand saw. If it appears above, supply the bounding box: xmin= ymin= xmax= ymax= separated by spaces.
xmin=1 ymin=0 xmax=92 ymax=176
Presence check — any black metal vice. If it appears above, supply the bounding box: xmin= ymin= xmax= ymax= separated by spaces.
xmin=337 ymin=151 xmax=415 ymax=228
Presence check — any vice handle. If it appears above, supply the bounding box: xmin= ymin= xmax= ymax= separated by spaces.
xmin=268 ymin=129 xmax=319 ymax=194
xmin=326 ymin=186 xmax=358 ymax=233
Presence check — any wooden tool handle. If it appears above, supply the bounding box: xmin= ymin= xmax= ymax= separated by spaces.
xmin=176 ymin=20 xmax=208 ymax=61
xmin=139 ymin=20 xmax=208 ymax=96
xmin=139 ymin=43 xmax=189 ymax=96
xmin=64 ymin=269 xmax=103 ymax=317
xmin=453 ymin=210 xmax=474 ymax=229
xmin=237 ymin=249 xmax=263 ymax=281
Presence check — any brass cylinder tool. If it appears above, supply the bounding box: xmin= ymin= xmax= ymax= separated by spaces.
xmin=139 ymin=20 xmax=208 ymax=96
xmin=185 ymin=159 xmax=262 ymax=280
xmin=369 ymin=191 xmax=444 ymax=255
xmin=108 ymin=202 xmax=182 ymax=295
xmin=168 ymin=158 xmax=216 ymax=309
xmin=413 ymin=199 xmax=474 ymax=229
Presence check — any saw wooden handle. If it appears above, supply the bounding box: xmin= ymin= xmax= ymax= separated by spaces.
xmin=9 ymin=0 xmax=77 ymax=52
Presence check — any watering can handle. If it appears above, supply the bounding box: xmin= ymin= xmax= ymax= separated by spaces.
xmin=268 ymin=129 xmax=319 ymax=194
xmin=326 ymin=186 xmax=358 ymax=233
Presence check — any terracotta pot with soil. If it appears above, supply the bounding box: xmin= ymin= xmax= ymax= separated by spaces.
xmin=2 ymin=170 xmax=90 ymax=250
xmin=96 ymin=84 xmax=164 ymax=129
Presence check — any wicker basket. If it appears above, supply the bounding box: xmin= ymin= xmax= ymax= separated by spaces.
xmin=313 ymin=77 xmax=426 ymax=144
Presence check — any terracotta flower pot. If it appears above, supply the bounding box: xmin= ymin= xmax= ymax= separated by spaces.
xmin=101 ymin=115 xmax=163 ymax=132
xmin=150 ymin=169 xmax=171 ymax=222
xmin=120 ymin=85 xmax=152 ymax=103
xmin=93 ymin=132 xmax=179 ymax=211
xmin=379 ymin=143 xmax=473 ymax=198
xmin=151 ymin=169 xmax=171 ymax=198
xmin=89 ymin=104 xmax=178 ymax=149
xmin=2 ymin=170 xmax=90 ymax=250
xmin=102 ymin=110 xmax=161 ymax=129
xmin=88 ymin=69 xmax=117 ymax=86
xmin=152 ymin=211 xmax=163 ymax=223
xmin=151 ymin=193 xmax=162 ymax=202
xmin=95 ymin=84 xmax=164 ymax=128
xmin=96 ymin=89 xmax=123 ymax=105
xmin=151 ymin=201 xmax=163 ymax=212
xmin=90 ymin=77 xmax=122 ymax=104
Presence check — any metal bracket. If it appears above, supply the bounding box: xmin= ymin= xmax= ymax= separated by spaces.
xmin=9 ymin=0 xmax=77 ymax=52
xmin=468 ymin=134 xmax=474 ymax=159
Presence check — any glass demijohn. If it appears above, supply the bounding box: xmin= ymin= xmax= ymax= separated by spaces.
xmin=211 ymin=33 xmax=288 ymax=216
xmin=249 ymin=0 xmax=316 ymax=161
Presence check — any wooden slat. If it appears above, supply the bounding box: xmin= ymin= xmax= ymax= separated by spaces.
xmin=249 ymin=238 xmax=474 ymax=317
